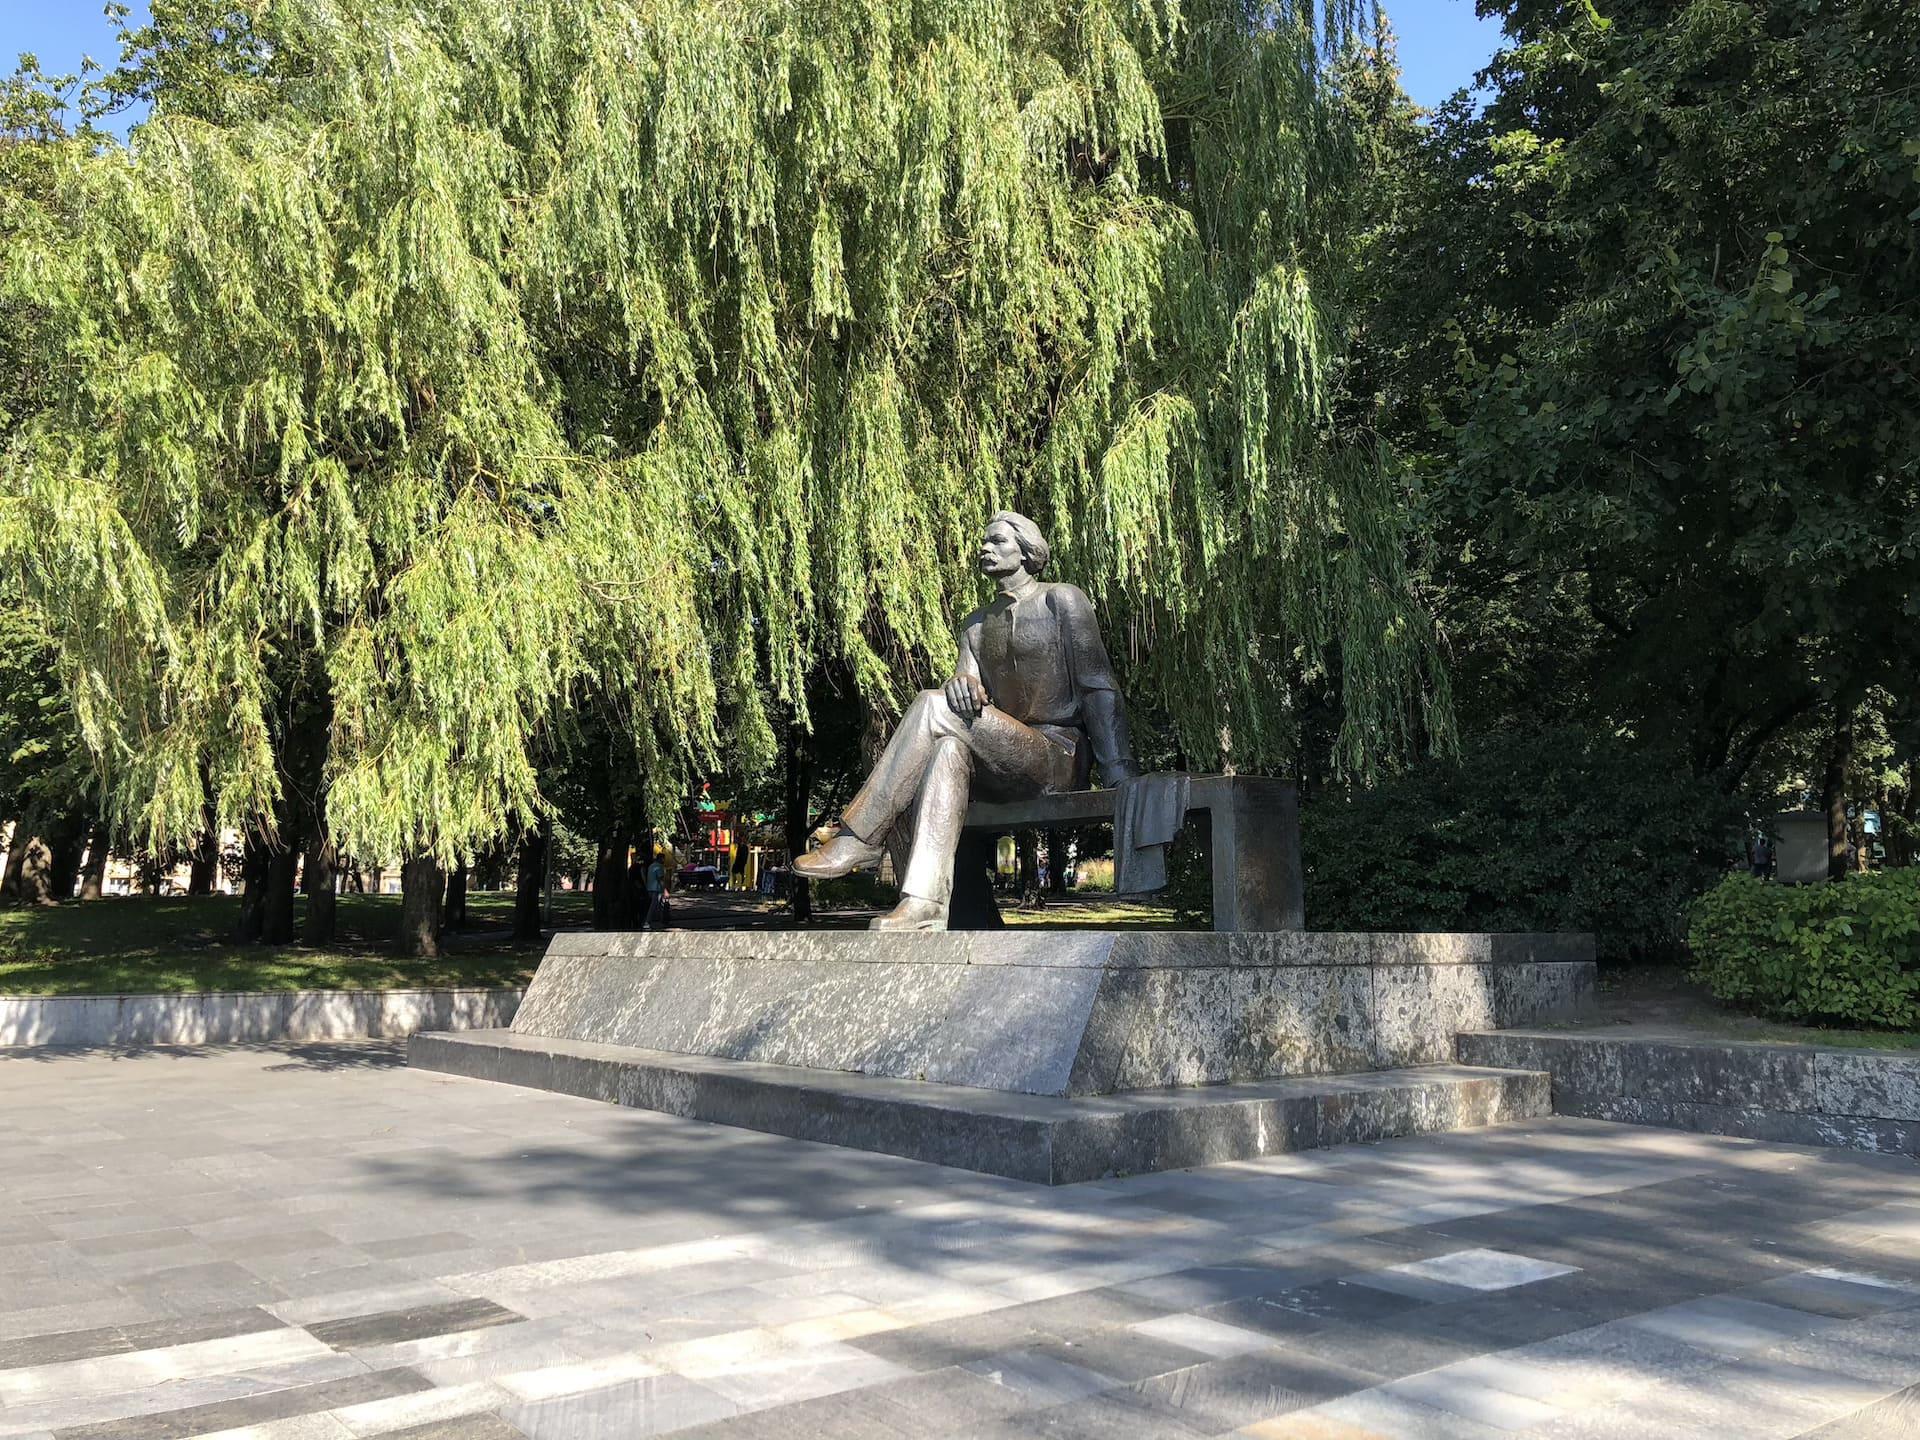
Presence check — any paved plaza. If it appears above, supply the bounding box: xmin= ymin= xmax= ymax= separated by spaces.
xmin=3 ymin=1043 xmax=1919 ymax=1439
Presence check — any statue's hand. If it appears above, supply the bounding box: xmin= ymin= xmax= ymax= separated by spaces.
xmin=944 ymin=674 xmax=989 ymax=718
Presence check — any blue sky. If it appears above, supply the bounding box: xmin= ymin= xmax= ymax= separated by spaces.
xmin=5 ymin=0 xmax=1502 ymax=131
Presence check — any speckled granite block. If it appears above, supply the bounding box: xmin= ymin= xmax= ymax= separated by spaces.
xmin=511 ymin=952 xmax=1105 ymax=1095
xmin=508 ymin=932 xmax=1593 ymax=1098
xmin=1370 ymin=964 xmax=1501 ymax=1068
xmin=1621 ymin=1041 xmax=1816 ymax=1110
xmin=1815 ymin=1052 xmax=1920 ymax=1121
xmin=1455 ymin=1031 xmax=1920 ymax=1155
xmin=1228 ymin=965 xmax=1374 ymax=1080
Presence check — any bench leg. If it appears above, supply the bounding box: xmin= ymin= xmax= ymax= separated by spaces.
xmin=949 ymin=831 xmax=1003 ymax=930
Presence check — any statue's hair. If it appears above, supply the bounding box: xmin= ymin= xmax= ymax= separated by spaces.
xmin=987 ymin=511 xmax=1050 ymax=575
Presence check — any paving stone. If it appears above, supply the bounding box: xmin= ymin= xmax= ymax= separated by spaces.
xmin=968 ymin=1387 xmax=1215 ymax=1439
xmin=1625 ymin=1295 xmax=1834 ymax=1356
xmin=116 ymin=1261 xmax=292 ymax=1316
xmin=852 ymin=1311 xmax=1059 ymax=1372
xmin=1383 ymin=1247 xmax=1578 ymax=1292
xmin=1129 ymin=1314 xmax=1276 ymax=1358
xmin=1026 ymin=1331 xmax=1210 ymax=1384
xmin=667 ymin=1384 xmax=921 ymax=1440
xmin=357 ymin=1234 xmax=482 ymax=1261
xmin=307 ymin=1299 xmax=524 ymax=1351
xmin=0 ymin=1311 xmax=283 ymax=1375
xmin=499 ymin=1373 xmax=739 ymax=1440
xmin=1127 ymin=1350 xmax=1376 ymax=1432
xmin=862 ymin=1365 xmax=1043 ymax=1428
xmin=1740 ymin=1270 xmax=1920 ymax=1320
xmin=1270 ymin=1317 xmax=1483 ymax=1382
xmin=51 ymin=1367 xmax=431 ymax=1440
xmin=1382 ymin=1368 xmax=1566 ymax=1430
xmin=359 ymin=1418 xmax=528 ymax=1440
xmin=1282 ymin=1390 xmax=1505 ymax=1440
xmin=1343 ymin=1267 xmax=1480 ymax=1303
xmin=962 ymin=1349 xmax=1115 ymax=1407
xmin=695 ymin=1346 xmax=911 ymax=1411
xmin=1794 ymin=1384 xmax=1920 ymax=1439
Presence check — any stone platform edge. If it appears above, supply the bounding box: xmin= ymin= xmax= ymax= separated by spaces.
xmin=0 ymin=987 xmax=524 ymax=1049
xmin=411 ymin=1028 xmax=1551 ymax=1184
xmin=545 ymin=930 xmax=1596 ymax=969
xmin=1457 ymin=1029 xmax=1920 ymax=1156
xmin=510 ymin=931 xmax=1596 ymax=1097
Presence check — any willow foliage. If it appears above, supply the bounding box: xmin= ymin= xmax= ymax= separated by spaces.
xmin=2 ymin=0 xmax=1444 ymax=862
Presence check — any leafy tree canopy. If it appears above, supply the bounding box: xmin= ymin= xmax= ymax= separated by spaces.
xmin=3 ymin=0 xmax=1444 ymax=864
xmin=1351 ymin=0 xmax=1918 ymax=791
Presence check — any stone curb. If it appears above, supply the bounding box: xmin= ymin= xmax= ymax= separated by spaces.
xmin=0 ymin=987 xmax=525 ymax=1049
xmin=1455 ymin=1029 xmax=1920 ymax=1155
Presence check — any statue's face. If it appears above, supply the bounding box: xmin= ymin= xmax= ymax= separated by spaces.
xmin=978 ymin=521 xmax=1026 ymax=578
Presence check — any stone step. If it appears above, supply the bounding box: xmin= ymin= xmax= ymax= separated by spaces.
xmin=1458 ymin=1028 xmax=1920 ymax=1156
xmin=410 ymin=1029 xmax=1550 ymax=1184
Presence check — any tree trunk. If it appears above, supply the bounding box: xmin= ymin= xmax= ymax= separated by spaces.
xmin=262 ymin=844 xmax=299 ymax=944
xmin=444 ymin=859 xmax=468 ymax=931
xmin=304 ymin=835 xmax=337 ymax=946
xmin=186 ymin=828 xmax=217 ymax=895
xmin=1822 ymin=718 xmax=1854 ymax=882
xmin=0 ymin=822 xmax=26 ymax=902
xmin=1016 ymin=830 xmax=1040 ymax=903
xmin=400 ymin=853 xmax=444 ymax=958
xmin=513 ymin=821 xmax=548 ymax=942
xmin=1046 ymin=828 xmax=1070 ymax=895
xmin=236 ymin=826 xmax=270 ymax=941
xmin=45 ymin=817 xmax=86 ymax=902
xmin=78 ymin=820 xmax=110 ymax=900
xmin=785 ymin=711 xmax=813 ymax=925
xmin=592 ymin=833 xmax=629 ymax=931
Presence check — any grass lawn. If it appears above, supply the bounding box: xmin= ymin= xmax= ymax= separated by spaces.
xmin=1 ymin=886 xmax=1184 ymax=995
xmin=1002 ymin=897 xmax=1181 ymax=928
xmin=0 ymin=892 xmax=578 ymax=996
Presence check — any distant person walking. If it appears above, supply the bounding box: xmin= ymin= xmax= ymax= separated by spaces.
xmin=644 ymin=852 xmax=669 ymax=929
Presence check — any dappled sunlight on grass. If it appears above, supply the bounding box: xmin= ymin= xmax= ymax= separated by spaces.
xmin=0 ymin=893 xmax=548 ymax=996
xmin=0 ymin=888 xmax=1186 ymax=996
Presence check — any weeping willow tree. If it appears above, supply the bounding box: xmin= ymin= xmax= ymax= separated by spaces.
xmin=1 ymin=0 xmax=1444 ymax=886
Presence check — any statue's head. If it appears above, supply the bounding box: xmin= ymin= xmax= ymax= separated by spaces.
xmin=980 ymin=511 xmax=1050 ymax=579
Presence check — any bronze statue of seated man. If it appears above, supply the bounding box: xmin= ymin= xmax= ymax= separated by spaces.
xmin=794 ymin=511 xmax=1138 ymax=930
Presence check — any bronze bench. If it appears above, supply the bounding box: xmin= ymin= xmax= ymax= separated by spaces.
xmin=953 ymin=775 xmax=1303 ymax=932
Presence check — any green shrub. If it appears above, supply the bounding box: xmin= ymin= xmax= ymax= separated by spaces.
xmin=1688 ymin=870 xmax=1920 ymax=1028
xmin=1304 ymin=727 xmax=1743 ymax=963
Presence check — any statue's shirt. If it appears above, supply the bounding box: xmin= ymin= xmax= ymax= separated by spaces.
xmin=959 ymin=581 xmax=1119 ymax=729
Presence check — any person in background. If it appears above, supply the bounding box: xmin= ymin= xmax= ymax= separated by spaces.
xmin=644 ymin=849 xmax=669 ymax=929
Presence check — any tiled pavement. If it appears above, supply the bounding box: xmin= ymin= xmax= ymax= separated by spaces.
xmin=2 ymin=1044 xmax=1919 ymax=1439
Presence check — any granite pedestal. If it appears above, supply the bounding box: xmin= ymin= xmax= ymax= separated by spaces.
xmin=410 ymin=930 xmax=1592 ymax=1180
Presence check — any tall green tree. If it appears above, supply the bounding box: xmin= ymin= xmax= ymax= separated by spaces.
xmin=2 ymin=0 xmax=1443 ymax=929
xmin=1361 ymin=0 xmax=1918 ymax=790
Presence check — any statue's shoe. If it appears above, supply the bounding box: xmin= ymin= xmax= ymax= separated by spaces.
xmin=792 ymin=831 xmax=884 ymax=880
xmin=870 ymin=895 xmax=949 ymax=931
